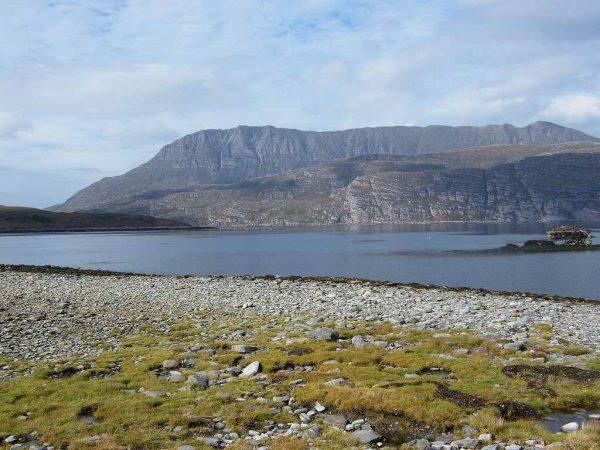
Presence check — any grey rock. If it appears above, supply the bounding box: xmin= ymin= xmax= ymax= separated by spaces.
xmin=187 ymin=373 xmax=209 ymax=390
xmin=167 ymin=371 xmax=184 ymax=383
xmin=406 ymin=438 xmax=431 ymax=449
xmin=351 ymin=428 xmax=382 ymax=444
xmin=478 ymin=433 xmax=494 ymax=443
xmin=142 ymin=390 xmax=164 ymax=398
xmin=451 ymin=438 xmax=480 ymax=449
xmin=560 ymin=422 xmax=579 ymax=432
xmin=198 ymin=437 xmax=220 ymax=448
xmin=240 ymin=361 xmax=261 ymax=377
xmin=231 ymin=344 xmax=258 ymax=354
xmin=307 ymin=328 xmax=336 ymax=340
xmin=161 ymin=359 xmax=179 ymax=369
xmin=351 ymin=335 xmax=367 ymax=346
xmin=323 ymin=414 xmax=347 ymax=430
xmin=301 ymin=426 xmax=321 ymax=440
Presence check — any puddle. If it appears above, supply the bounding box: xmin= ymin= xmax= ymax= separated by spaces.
xmin=540 ymin=410 xmax=600 ymax=433
xmin=419 ymin=367 xmax=451 ymax=378
xmin=79 ymin=415 xmax=96 ymax=425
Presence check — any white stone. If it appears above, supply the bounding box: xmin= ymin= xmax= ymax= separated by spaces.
xmin=240 ymin=361 xmax=261 ymax=377
xmin=560 ymin=422 xmax=579 ymax=432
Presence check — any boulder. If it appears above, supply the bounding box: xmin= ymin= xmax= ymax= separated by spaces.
xmin=231 ymin=345 xmax=258 ymax=354
xmin=322 ymin=414 xmax=347 ymax=430
xmin=451 ymin=438 xmax=480 ymax=449
xmin=240 ymin=361 xmax=261 ymax=377
xmin=351 ymin=428 xmax=381 ymax=444
xmin=560 ymin=422 xmax=579 ymax=432
xmin=307 ymin=328 xmax=336 ymax=341
xmin=161 ymin=359 xmax=179 ymax=369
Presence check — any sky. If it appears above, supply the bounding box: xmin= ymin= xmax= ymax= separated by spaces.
xmin=1 ymin=0 xmax=599 ymax=207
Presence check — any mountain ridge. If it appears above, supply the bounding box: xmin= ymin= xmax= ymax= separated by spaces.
xmin=58 ymin=121 xmax=597 ymax=214
xmin=57 ymin=141 xmax=600 ymax=227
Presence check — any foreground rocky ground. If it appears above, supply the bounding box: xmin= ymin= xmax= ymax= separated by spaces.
xmin=0 ymin=266 xmax=599 ymax=449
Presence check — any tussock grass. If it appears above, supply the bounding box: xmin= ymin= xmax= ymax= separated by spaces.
xmin=0 ymin=314 xmax=599 ymax=448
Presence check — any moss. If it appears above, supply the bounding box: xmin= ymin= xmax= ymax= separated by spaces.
xmin=561 ymin=345 xmax=592 ymax=356
xmin=0 ymin=314 xmax=599 ymax=448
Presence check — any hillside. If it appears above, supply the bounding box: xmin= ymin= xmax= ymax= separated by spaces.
xmin=55 ymin=141 xmax=600 ymax=227
xmin=57 ymin=121 xmax=597 ymax=214
xmin=0 ymin=206 xmax=189 ymax=232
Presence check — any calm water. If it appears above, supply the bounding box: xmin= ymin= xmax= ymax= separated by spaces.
xmin=1 ymin=222 xmax=600 ymax=300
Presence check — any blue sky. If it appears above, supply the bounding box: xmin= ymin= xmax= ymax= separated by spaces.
xmin=1 ymin=0 xmax=599 ymax=207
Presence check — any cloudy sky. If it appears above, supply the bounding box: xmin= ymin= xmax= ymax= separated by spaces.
xmin=1 ymin=0 xmax=599 ymax=207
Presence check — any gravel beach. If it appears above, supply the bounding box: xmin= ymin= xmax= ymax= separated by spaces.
xmin=1 ymin=266 xmax=598 ymax=361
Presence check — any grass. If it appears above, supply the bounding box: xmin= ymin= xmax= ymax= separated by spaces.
xmin=0 ymin=312 xmax=599 ymax=449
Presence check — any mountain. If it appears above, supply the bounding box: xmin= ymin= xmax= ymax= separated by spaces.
xmin=58 ymin=121 xmax=597 ymax=213
xmin=57 ymin=140 xmax=600 ymax=227
xmin=0 ymin=206 xmax=190 ymax=232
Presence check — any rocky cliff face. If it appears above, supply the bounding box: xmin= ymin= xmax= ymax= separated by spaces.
xmin=343 ymin=153 xmax=600 ymax=224
xmin=59 ymin=142 xmax=600 ymax=227
xmin=58 ymin=121 xmax=597 ymax=213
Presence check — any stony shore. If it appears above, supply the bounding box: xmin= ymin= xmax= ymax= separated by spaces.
xmin=1 ymin=266 xmax=600 ymax=450
xmin=0 ymin=266 xmax=598 ymax=361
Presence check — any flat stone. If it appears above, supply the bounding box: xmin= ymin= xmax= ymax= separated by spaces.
xmin=187 ymin=373 xmax=209 ymax=390
xmin=231 ymin=345 xmax=258 ymax=354
xmin=351 ymin=428 xmax=381 ymax=444
xmin=307 ymin=328 xmax=336 ymax=340
xmin=161 ymin=359 xmax=179 ymax=369
xmin=406 ymin=438 xmax=431 ymax=449
xmin=351 ymin=335 xmax=367 ymax=346
xmin=198 ymin=437 xmax=220 ymax=448
xmin=142 ymin=390 xmax=164 ymax=398
xmin=323 ymin=378 xmax=347 ymax=386
xmin=167 ymin=370 xmax=184 ymax=383
xmin=478 ymin=433 xmax=493 ymax=443
xmin=323 ymin=414 xmax=347 ymax=430
xmin=451 ymin=438 xmax=480 ymax=449
xmin=314 ymin=401 xmax=326 ymax=412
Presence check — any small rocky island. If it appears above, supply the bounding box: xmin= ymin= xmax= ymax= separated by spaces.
xmin=502 ymin=226 xmax=599 ymax=253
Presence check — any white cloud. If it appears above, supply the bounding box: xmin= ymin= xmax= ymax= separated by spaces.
xmin=542 ymin=94 xmax=600 ymax=122
xmin=0 ymin=113 xmax=32 ymax=139
xmin=0 ymin=0 xmax=598 ymax=206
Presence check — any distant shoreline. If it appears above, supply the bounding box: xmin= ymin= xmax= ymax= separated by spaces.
xmin=1 ymin=219 xmax=598 ymax=234
xmin=1 ymin=263 xmax=598 ymax=305
xmin=0 ymin=225 xmax=215 ymax=234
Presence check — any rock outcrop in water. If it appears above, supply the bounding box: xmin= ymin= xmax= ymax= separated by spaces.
xmin=547 ymin=226 xmax=592 ymax=246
